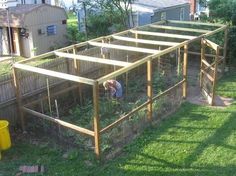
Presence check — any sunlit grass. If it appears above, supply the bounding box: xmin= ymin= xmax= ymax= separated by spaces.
xmin=1 ymin=72 xmax=236 ymax=176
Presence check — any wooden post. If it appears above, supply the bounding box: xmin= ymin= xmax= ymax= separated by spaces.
xmin=223 ymin=27 xmax=228 ymax=72
xmin=211 ymin=46 xmax=220 ymax=106
xmin=183 ymin=44 xmax=188 ymax=99
xmin=93 ymin=82 xmax=100 ymax=159
xmin=200 ymin=38 xmax=205 ymax=88
xmin=147 ymin=59 xmax=153 ymax=121
xmin=177 ymin=47 xmax=181 ymax=76
xmin=126 ymin=55 xmax=129 ymax=97
xmin=46 ymin=78 xmax=52 ymax=115
xmin=13 ymin=68 xmax=25 ymax=131
xmin=73 ymin=46 xmax=83 ymax=105
xmin=135 ymin=31 xmax=138 ymax=47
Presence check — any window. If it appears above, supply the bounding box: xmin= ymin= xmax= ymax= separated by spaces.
xmin=161 ymin=12 xmax=166 ymax=21
xmin=180 ymin=8 xmax=185 ymax=21
xmin=47 ymin=25 xmax=57 ymax=36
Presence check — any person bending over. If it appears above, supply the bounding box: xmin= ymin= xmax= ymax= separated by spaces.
xmin=103 ymin=80 xmax=123 ymax=99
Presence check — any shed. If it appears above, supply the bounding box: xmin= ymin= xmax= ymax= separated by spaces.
xmin=131 ymin=0 xmax=190 ymax=27
xmin=0 ymin=4 xmax=68 ymax=57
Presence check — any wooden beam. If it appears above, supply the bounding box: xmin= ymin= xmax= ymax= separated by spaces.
xmin=149 ymin=24 xmax=211 ymax=33
xmin=112 ymin=35 xmax=179 ymax=46
xmin=14 ymin=63 xmax=95 ymax=85
xmin=202 ymin=59 xmax=215 ymax=71
xmin=201 ymin=69 xmax=214 ymax=82
xmin=93 ymin=82 xmax=100 ymax=159
xmin=183 ymin=44 xmax=188 ymax=98
xmin=152 ymin=79 xmax=185 ymax=101
xmin=204 ymin=39 xmax=219 ymax=51
xmin=211 ymin=46 xmax=220 ymax=106
xmin=13 ymin=68 xmax=25 ymax=131
xmin=181 ymin=50 xmax=224 ymax=59
xmin=96 ymin=37 xmax=199 ymax=84
xmin=100 ymin=101 xmax=149 ymax=134
xmin=72 ymin=46 xmax=83 ymax=105
xmin=223 ymin=26 xmax=229 ymax=72
xmin=88 ymin=41 xmax=160 ymax=54
xmin=200 ymin=38 xmax=205 ymax=88
xmin=204 ymin=25 xmax=227 ymax=37
xmin=17 ymin=51 xmax=55 ymax=64
xmin=54 ymin=51 xmax=132 ymax=67
xmin=22 ymin=107 xmax=94 ymax=136
xmin=168 ymin=20 xmax=224 ymax=27
xmin=147 ymin=59 xmax=153 ymax=121
xmin=130 ymin=30 xmax=196 ymax=40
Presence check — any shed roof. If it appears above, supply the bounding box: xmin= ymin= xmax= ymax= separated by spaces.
xmin=132 ymin=0 xmax=189 ymax=13
xmin=0 ymin=4 xmax=66 ymax=28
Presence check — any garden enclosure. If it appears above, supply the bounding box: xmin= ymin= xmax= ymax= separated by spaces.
xmin=12 ymin=20 xmax=228 ymax=158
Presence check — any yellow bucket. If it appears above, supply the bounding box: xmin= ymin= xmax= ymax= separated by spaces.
xmin=0 ymin=120 xmax=11 ymax=150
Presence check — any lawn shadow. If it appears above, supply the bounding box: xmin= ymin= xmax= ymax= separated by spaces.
xmin=96 ymin=103 xmax=236 ymax=176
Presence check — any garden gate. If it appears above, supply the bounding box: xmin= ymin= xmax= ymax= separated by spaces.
xmin=200 ymin=38 xmax=221 ymax=106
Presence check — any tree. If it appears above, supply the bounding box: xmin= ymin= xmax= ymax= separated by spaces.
xmin=208 ymin=0 xmax=236 ymax=22
xmin=95 ymin=0 xmax=134 ymax=28
xmin=208 ymin=0 xmax=236 ymax=67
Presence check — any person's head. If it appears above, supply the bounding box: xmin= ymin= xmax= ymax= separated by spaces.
xmin=103 ymin=81 xmax=109 ymax=90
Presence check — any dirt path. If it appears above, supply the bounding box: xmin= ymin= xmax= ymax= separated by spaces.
xmin=186 ymin=57 xmax=234 ymax=108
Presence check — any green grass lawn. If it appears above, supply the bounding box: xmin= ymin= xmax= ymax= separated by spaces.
xmin=1 ymin=72 xmax=236 ymax=176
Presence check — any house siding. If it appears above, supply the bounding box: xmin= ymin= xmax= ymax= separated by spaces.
xmin=151 ymin=5 xmax=190 ymax=22
xmin=1 ymin=27 xmax=10 ymax=55
xmin=23 ymin=6 xmax=67 ymax=57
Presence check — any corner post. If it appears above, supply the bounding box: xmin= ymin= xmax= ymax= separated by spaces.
xmin=93 ymin=81 xmax=100 ymax=159
xmin=73 ymin=46 xmax=83 ymax=105
xmin=223 ymin=26 xmax=229 ymax=72
xmin=147 ymin=59 xmax=153 ymax=121
xmin=13 ymin=67 xmax=25 ymax=131
xmin=212 ymin=46 xmax=220 ymax=106
xmin=200 ymin=38 xmax=205 ymax=88
xmin=183 ymin=44 xmax=188 ymax=99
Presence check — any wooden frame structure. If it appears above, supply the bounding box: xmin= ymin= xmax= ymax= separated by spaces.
xmin=13 ymin=20 xmax=228 ymax=159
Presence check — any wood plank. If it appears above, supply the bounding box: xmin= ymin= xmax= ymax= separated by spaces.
xmin=200 ymin=38 xmax=206 ymax=88
xmin=22 ymin=107 xmax=94 ymax=136
xmin=201 ymin=69 xmax=214 ymax=82
xmin=149 ymin=24 xmax=211 ymax=33
xmin=204 ymin=25 xmax=227 ymax=37
xmin=202 ymin=88 xmax=213 ymax=105
xmin=183 ymin=44 xmax=188 ymax=98
xmin=202 ymin=59 xmax=215 ymax=71
xmin=168 ymin=20 xmax=224 ymax=27
xmin=211 ymin=46 xmax=220 ymax=106
xmin=17 ymin=51 xmax=55 ymax=64
xmin=13 ymin=68 xmax=25 ymax=131
xmin=96 ymin=36 xmax=201 ymax=84
xmin=14 ymin=63 xmax=95 ymax=85
xmin=88 ymin=41 xmax=160 ymax=54
xmin=112 ymin=35 xmax=179 ymax=46
xmin=100 ymin=101 xmax=149 ymax=134
xmin=54 ymin=51 xmax=132 ymax=67
xmin=223 ymin=26 xmax=229 ymax=72
xmin=93 ymin=82 xmax=100 ymax=159
xmin=152 ymin=79 xmax=185 ymax=101
xmin=203 ymin=39 xmax=219 ymax=51
xmin=147 ymin=60 xmax=153 ymax=121
xmin=181 ymin=50 xmax=224 ymax=59
xmin=130 ymin=30 xmax=196 ymax=40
